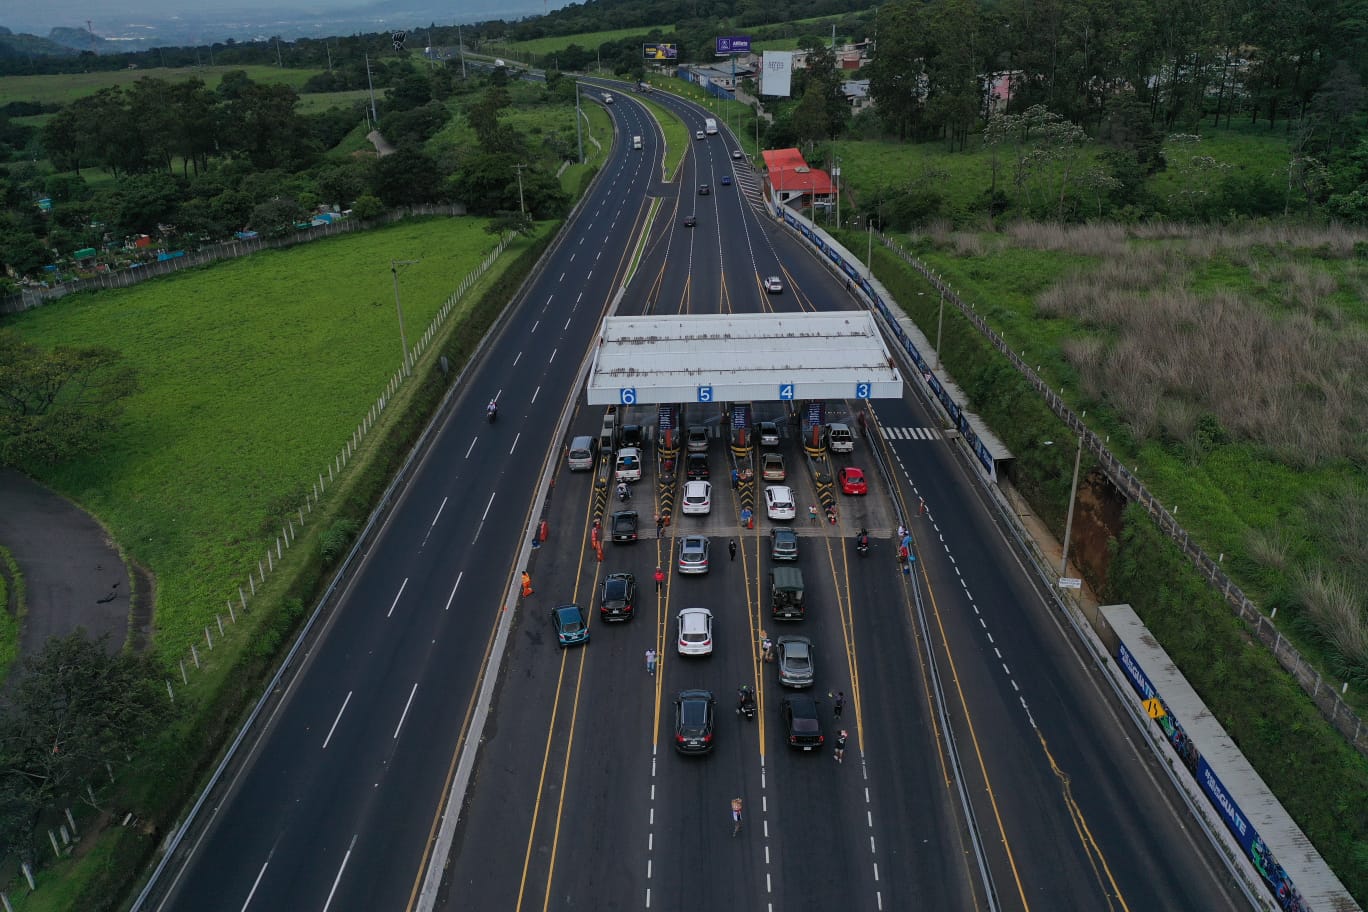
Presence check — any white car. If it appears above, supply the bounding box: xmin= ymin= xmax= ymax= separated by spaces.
xmin=682 ymin=480 xmax=712 ymax=515
xmin=764 ymin=276 xmax=783 ymax=294
xmin=765 ymin=485 xmax=796 ymax=520
xmin=615 ymin=447 xmax=642 ymax=483
xmin=695 ymin=130 xmax=705 ymax=140
xmin=677 ymin=607 xmax=714 ymax=655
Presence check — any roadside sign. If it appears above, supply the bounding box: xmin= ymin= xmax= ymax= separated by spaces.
xmin=1143 ymin=698 xmax=1166 ymax=720
xmin=697 ymin=385 xmax=713 ymax=402
xmin=619 ymin=387 xmax=637 ymax=405
xmin=716 ymin=36 xmax=752 ymax=55
xmin=1058 ymin=577 xmax=1082 ymax=589
xmin=778 ymin=383 xmax=795 ymax=400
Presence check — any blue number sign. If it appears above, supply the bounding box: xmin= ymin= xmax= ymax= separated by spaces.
xmin=697 ymin=385 xmax=713 ymax=403
xmin=619 ymin=387 xmax=637 ymax=405
xmin=855 ymin=382 xmax=872 ymax=399
xmin=778 ymin=383 xmax=795 ymax=400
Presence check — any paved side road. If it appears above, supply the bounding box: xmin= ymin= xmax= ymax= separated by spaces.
xmin=0 ymin=468 xmax=132 ymax=662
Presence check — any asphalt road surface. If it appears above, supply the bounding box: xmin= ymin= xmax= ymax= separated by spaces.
xmin=154 ymin=83 xmax=1244 ymax=912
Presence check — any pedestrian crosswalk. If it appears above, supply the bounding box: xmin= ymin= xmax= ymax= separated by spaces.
xmin=879 ymin=427 xmax=943 ymax=441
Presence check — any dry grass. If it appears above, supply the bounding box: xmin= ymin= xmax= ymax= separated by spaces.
xmin=1294 ymin=566 xmax=1368 ymax=672
xmin=1003 ymin=222 xmax=1129 ymax=257
xmin=1245 ymin=524 xmax=1303 ymax=573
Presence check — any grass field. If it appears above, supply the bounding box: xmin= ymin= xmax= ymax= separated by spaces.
xmin=296 ymin=89 xmax=373 ymax=114
xmin=500 ymin=26 xmax=676 ymax=57
xmin=0 ymin=548 xmax=17 ymax=683
xmin=6 ymin=218 xmax=503 ymax=658
xmin=0 ymin=64 xmax=324 ymax=105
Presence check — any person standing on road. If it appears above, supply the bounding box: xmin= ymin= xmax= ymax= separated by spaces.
xmin=729 ymin=538 xmax=737 ymax=562
xmin=645 ymin=648 xmax=657 ymax=674
xmin=654 ymin=566 xmax=665 ymax=592
xmin=833 ymin=691 xmax=845 ymax=719
xmin=656 ymin=514 xmax=665 ymax=538
xmin=731 ymin=797 xmax=743 ymax=836
xmin=834 ymin=730 xmax=848 ymax=763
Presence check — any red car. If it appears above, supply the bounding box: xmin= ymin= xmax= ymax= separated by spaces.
xmin=838 ymin=466 xmax=868 ymax=495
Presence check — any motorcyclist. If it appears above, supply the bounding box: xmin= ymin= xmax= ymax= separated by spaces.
xmin=487 ymin=399 xmax=498 ymax=419
xmin=616 ymin=480 xmax=630 ymax=501
xmin=737 ymin=684 xmax=755 ymax=715
xmin=857 ymin=527 xmax=869 ymax=551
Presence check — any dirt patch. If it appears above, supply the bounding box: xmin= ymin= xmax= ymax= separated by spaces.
xmin=1073 ymin=468 xmax=1128 ymax=591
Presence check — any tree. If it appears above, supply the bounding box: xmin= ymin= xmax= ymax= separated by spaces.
xmin=0 ymin=632 xmax=169 ymax=859
xmin=486 ymin=210 xmax=535 ymax=236
xmin=370 ymin=147 xmax=443 ymax=207
xmin=0 ymin=331 xmax=140 ymax=467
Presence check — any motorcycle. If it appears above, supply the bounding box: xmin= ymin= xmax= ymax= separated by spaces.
xmin=856 ymin=529 xmax=869 ymax=556
xmin=617 ymin=484 xmax=631 ymax=503
xmin=736 ymin=686 xmax=756 ymax=720
xmin=487 ymin=405 xmax=498 ymax=424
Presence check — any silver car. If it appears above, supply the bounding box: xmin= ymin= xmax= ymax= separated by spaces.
xmin=686 ymin=426 xmax=709 ymax=453
xmin=677 ymin=607 xmax=715 ymax=656
xmin=777 ymin=635 xmax=814 ymax=687
xmin=678 ymin=534 xmax=710 ymax=574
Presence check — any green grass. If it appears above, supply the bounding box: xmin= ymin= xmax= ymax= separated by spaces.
xmin=0 ymin=65 xmax=324 ymax=106
xmin=500 ymin=25 xmax=676 ymax=56
xmin=0 ymin=546 xmax=18 ymax=683
xmin=635 ymin=93 xmax=689 ymax=180
xmin=296 ymin=89 xmax=372 ymax=114
xmin=6 ymin=218 xmax=503 ymax=659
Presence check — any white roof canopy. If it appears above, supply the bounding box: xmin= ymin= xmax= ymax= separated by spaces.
xmin=586 ymin=312 xmax=902 ymax=406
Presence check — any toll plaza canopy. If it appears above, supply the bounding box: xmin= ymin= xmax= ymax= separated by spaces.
xmin=586 ymin=312 xmax=902 ymax=406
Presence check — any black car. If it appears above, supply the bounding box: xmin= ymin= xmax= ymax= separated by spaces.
xmin=686 ymin=452 xmax=710 ymax=480
xmin=684 ymin=215 xmax=697 ymax=227
xmin=620 ymin=424 xmax=644 ymax=448
xmin=698 ymin=184 xmax=711 ymax=195
xmin=611 ymin=510 xmax=639 ymax=543
xmin=674 ymin=689 xmax=716 ymax=754
xmin=600 ymin=572 xmax=636 ymax=621
xmin=781 ymin=695 xmax=824 ymax=751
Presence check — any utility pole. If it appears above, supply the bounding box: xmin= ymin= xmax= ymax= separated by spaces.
xmin=514 ymin=164 xmax=527 ymax=216
xmin=1060 ymin=436 xmax=1085 ymax=577
xmin=458 ymin=25 xmax=467 ymax=79
xmin=575 ymin=84 xmax=584 ymax=163
xmin=934 ymin=291 xmax=945 ymax=370
xmin=865 ymin=222 xmax=873 ymax=279
xmin=833 ymin=153 xmax=841 ymax=230
xmin=391 ymin=260 xmax=419 ymax=375
xmin=326 ymin=41 xmax=332 ymax=72
xmin=275 ymin=37 xmax=283 ymax=68
xmin=365 ymin=54 xmax=378 ymax=127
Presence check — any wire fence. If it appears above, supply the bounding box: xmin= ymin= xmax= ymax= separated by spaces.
xmin=876 ymin=232 xmax=1367 ymax=758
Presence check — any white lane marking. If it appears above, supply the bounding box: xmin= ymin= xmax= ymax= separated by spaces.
xmin=509 ymin=432 xmax=521 ymax=455
xmin=393 ymin=682 xmax=419 ymax=739
xmin=513 ymin=351 xmax=522 ymax=366
xmin=239 ymin=861 xmax=269 ymax=911
xmin=481 ymin=491 xmax=496 ymax=522
xmin=564 ymin=316 xmax=572 ymax=330
xmin=320 ymin=834 xmax=357 ymax=912
xmin=422 ymin=497 xmax=448 ymax=546
xmin=531 ymin=386 xmax=540 ymax=404
xmin=386 ymin=578 xmax=408 ymax=618
xmin=549 ymin=348 xmax=557 ymax=363
xmin=531 ymin=320 xmax=539 ymax=333
xmin=465 ymin=438 xmax=477 ymax=459
xmin=322 ymin=691 xmax=353 ymax=749
xmin=444 ymin=572 xmax=463 ymax=611
xmin=544 ymin=295 xmax=553 ymax=309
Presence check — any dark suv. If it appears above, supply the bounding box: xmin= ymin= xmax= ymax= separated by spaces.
xmin=686 ymin=452 xmax=710 ymax=480
xmin=781 ymin=695 xmax=824 ymax=751
xmin=600 ymin=572 xmax=636 ymax=621
xmin=611 ymin=510 xmax=639 ymax=543
xmin=620 ymin=424 xmax=644 ymax=448
xmin=674 ymin=689 xmax=716 ymax=754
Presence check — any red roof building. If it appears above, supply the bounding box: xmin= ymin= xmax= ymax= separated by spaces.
xmin=762 ymin=149 xmax=834 ymax=206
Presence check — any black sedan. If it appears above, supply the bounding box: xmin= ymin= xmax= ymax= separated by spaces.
xmin=674 ymin=689 xmax=716 ymax=754
xmin=781 ymin=694 xmax=823 ymax=750
xmin=600 ymin=572 xmax=636 ymax=621
xmin=611 ymin=510 xmax=639 ymax=543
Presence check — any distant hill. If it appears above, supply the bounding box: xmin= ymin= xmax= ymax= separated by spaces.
xmin=0 ymin=27 xmax=81 ymax=59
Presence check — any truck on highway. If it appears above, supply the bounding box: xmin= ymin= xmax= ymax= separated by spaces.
xmin=704 ymin=118 xmax=718 ymax=135
xmin=770 ymin=566 xmax=805 ymax=620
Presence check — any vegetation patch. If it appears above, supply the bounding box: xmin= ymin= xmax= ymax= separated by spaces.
xmin=0 ymin=65 xmax=325 ymax=106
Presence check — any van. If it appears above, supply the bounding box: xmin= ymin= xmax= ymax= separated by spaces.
xmin=770 ymin=566 xmax=805 ymax=620
xmin=632 ymin=135 xmax=643 ymax=150
xmin=567 ymin=435 xmax=597 ymax=471
xmin=827 ymin=422 xmax=855 ymax=454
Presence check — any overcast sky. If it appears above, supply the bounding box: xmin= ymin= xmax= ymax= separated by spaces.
xmin=7 ymin=0 xmax=382 ymax=33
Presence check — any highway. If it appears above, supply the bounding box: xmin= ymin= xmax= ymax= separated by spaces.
xmin=151 ymin=84 xmax=1244 ymax=912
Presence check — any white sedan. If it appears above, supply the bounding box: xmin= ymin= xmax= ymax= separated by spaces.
xmin=677 ymin=607 xmax=714 ymax=655
xmin=682 ymin=480 xmax=712 ymax=515
xmin=764 ymin=276 xmax=783 ymax=294
xmin=765 ymin=485 xmax=796 ymax=520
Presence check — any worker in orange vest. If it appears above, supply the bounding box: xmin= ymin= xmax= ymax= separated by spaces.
xmin=521 ymin=571 xmax=534 ymax=597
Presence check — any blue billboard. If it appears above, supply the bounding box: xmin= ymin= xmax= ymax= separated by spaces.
xmin=716 ymin=36 xmax=751 ymax=55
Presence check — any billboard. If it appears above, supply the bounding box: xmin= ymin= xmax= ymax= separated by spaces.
xmin=761 ymin=50 xmax=793 ymax=97
xmin=716 ymin=36 xmax=751 ymax=55
xmin=644 ymin=43 xmax=678 ymax=61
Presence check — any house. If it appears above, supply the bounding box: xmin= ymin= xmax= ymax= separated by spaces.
xmin=762 ymin=149 xmax=834 ymax=208
xmin=842 ymin=80 xmax=873 ymax=114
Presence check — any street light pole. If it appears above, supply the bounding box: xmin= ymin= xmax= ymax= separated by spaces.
xmin=1060 ymin=435 xmax=1085 ymax=577
xmin=391 ymin=259 xmax=419 ymax=375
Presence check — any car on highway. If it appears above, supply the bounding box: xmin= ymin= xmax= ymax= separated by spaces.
xmin=761 ymin=452 xmax=786 ymax=482
xmin=615 ymin=447 xmax=642 ymax=482
xmin=677 ymin=534 xmax=710 ymax=574
xmin=686 ymin=426 xmax=709 ymax=452
xmin=673 ymin=689 xmax=716 ymax=754
xmin=721 ymin=175 xmax=732 ymax=186
xmin=771 ymin=527 xmax=799 ymax=561
xmin=781 ymin=694 xmax=824 ymax=750
xmin=676 ymin=607 xmax=714 ymax=655
xmin=620 ymin=424 xmax=645 ymax=448
xmin=764 ymin=276 xmax=783 ymax=294
xmin=681 ymin=480 xmax=712 ymax=515
xmin=695 ymin=130 xmax=705 ymax=140
xmin=731 ymin=149 xmax=744 ymax=160
xmin=684 ymin=215 xmax=697 ymax=227
xmin=776 ymin=635 xmax=814 ymax=687
xmin=838 ymin=466 xmax=868 ymax=495
xmin=599 ymin=572 xmax=636 ymax=621
xmin=686 ymin=452 xmax=710 ymax=480
xmin=758 ymin=421 xmax=780 ymax=446
xmin=551 ymin=604 xmax=589 ymax=647
xmin=765 ymin=485 xmax=796 ymax=520
xmin=611 ymin=510 xmax=639 ymax=543
xmin=698 ymin=184 xmax=711 ymax=195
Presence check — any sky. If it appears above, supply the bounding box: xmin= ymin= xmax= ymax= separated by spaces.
xmin=4 ymin=0 xmax=418 ymax=36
